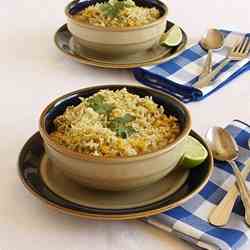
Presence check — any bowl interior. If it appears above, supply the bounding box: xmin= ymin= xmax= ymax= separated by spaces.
xmin=68 ymin=0 xmax=166 ymax=17
xmin=43 ymin=85 xmax=189 ymax=137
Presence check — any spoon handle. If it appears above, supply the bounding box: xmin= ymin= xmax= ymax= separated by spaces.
xmin=229 ymin=160 xmax=250 ymax=226
xmin=199 ymin=50 xmax=212 ymax=80
xmin=209 ymin=160 xmax=250 ymax=226
xmin=195 ymin=58 xmax=230 ymax=89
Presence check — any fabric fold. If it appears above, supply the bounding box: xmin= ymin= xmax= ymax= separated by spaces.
xmin=133 ymin=31 xmax=250 ymax=103
xmin=144 ymin=120 xmax=250 ymax=250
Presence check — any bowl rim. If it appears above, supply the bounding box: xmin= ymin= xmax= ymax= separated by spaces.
xmin=65 ymin=0 xmax=168 ymax=32
xmin=39 ymin=85 xmax=192 ymax=163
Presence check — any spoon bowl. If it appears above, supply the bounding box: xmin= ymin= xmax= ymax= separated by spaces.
xmin=206 ymin=126 xmax=239 ymax=161
xmin=200 ymin=29 xmax=224 ymax=51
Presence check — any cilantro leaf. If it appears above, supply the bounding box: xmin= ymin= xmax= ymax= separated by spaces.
xmin=100 ymin=3 xmax=119 ymax=17
xmin=109 ymin=113 xmax=135 ymax=129
xmin=99 ymin=0 xmax=135 ymax=18
xmin=109 ymin=113 xmax=136 ymax=138
xmin=116 ymin=126 xmax=136 ymax=138
xmin=88 ymin=95 xmax=113 ymax=114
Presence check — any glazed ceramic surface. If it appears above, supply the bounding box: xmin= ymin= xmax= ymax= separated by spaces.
xmin=39 ymin=85 xmax=191 ymax=191
xmin=18 ymin=130 xmax=213 ymax=220
xmin=54 ymin=21 xmax=187 ymax=68
xmin=65 ymin=0 xmax=168 ymax=56
xmin=41 ymin=155 xmax=189 ymax=209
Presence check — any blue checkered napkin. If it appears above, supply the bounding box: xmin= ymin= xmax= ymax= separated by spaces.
xmin=133 ymin=31 xmax=250 ymax=103
xmin=144 ymin=120 xmax=250 ymax=250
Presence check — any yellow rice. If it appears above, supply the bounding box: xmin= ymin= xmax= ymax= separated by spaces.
xmin=73 ymin=0 xmax=160 ymax=28
xmin=50 ymin=88 xmax=180 ymax=157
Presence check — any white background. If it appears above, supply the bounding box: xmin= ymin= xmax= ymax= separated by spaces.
xmin=1 ymin=0 xmax=250 ymax=249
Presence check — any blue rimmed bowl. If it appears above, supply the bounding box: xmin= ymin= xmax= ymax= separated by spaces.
xmin=39 ymin=85 xmax=191 ymax=191
xmin=65 ymin=0 xmax=168 ymax=57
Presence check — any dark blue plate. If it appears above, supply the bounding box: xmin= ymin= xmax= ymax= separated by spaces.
xmin=18 ymin=130 xmax=213 ymax=220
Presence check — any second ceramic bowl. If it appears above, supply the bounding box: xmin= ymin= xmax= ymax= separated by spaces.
xmin=39 ymin=85 xmax=191 ymax=191
xmin=65 ymin=0 xmax=168 ymax=57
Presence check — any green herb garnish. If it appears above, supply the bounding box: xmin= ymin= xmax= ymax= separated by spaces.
xmin=116 ymin=126 xmax=136 ymax=138
xmin=109 ymin=113 xmax=136 ymax=138
xmin=88 ymin=95 xmax=113 ymax=114
xmin=109 ymin=113 xmax=135 ymax=129
xmin=99 ymin=0 xmax=135 ymax=18
xmin=99 ymin=2 xmax=119 ymax=17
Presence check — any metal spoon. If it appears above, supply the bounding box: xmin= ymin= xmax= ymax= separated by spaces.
xmin=209 ymin=136 xmax=250 ymax=226
xmin=199 ymin=29 xmax=224 ymax=79
xmin=206 ymin=126 xmax=250 ymax=226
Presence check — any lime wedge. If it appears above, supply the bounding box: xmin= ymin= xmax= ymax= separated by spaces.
xmin=160 ymin=25 xmax=183 ymax=47
xmin=181 ymin=136 xmax=208 ymax=168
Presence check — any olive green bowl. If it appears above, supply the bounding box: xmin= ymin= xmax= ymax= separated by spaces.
xmin=65 ymin=0 xmax=168 ymax=57
xmin=39 ymin=85 xmax=191 ymax=191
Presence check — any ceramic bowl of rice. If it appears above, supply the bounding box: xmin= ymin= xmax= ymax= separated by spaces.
xmin=65 ymin=0 xmax=168 ymax=56
xmin=39 ymin=85 xmax=191 ymax=191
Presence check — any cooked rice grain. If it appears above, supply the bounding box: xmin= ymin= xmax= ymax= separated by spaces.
xmin=73 ymin=0 xmax=160 ymax=28
xmin=50 ymin=88 xmax=181 ymax=157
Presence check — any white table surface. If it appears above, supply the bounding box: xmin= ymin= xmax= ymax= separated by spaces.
xmin=1 ymin=0 xmax=250 ymax=249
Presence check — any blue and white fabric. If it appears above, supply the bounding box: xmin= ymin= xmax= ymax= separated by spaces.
xmin=144 ymin=120 xmax=250 ymax=250
xmin=133 ymin=31 xmax=250 ymax=103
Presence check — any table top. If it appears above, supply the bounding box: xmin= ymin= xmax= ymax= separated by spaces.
xmin=1 ymin=0 xmax=250 ymax=249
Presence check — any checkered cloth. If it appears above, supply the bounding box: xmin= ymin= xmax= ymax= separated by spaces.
xmin=133 ymin=30 xmax=250 ymax=103
xmin=144 ymin=120 xmax=250 ymax=250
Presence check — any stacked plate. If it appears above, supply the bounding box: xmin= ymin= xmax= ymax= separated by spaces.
xmin=54 ymin=21 xmax=187 ymax=69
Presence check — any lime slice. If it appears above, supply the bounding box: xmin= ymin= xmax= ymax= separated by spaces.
xmin=181 ymin=136 xmax=208 ymax=168
xmin=160 ymin=25 xmax=183 ymax=47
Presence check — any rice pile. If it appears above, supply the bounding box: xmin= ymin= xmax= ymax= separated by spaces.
xmin=50 ymin=88 xmax=180 ymax=157
xmin=73 ymin=0 xmax=160 ymax=28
